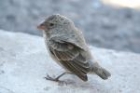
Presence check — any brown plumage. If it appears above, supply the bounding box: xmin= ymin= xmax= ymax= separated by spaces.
xmin=37 ymin=14 xmax=111 ymax=82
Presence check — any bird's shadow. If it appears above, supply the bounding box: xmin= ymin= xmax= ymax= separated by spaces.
xmin=57 ymin=77 xmax=96 ymax=89
xmin=44 ymin=73 xmax=102 ymax=90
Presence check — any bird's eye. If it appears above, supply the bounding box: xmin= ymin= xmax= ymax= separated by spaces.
xmin=49 ymin=23 xmax=54 ymax=27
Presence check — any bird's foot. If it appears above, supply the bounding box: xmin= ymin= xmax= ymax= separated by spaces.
xmin=45 ymin=74 xmax=61 ymax=82
xmin=45 ymin=74 xmax=68 ymax=85
xmin=45 ymin=72 xmax=66 ymax=82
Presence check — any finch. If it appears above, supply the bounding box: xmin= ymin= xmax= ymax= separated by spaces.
xmin=37 ymin=14 xmax=111 ymax=82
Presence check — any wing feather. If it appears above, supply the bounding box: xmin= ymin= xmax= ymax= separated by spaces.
xmin=48 ymin=38 xmax=90 ymax=81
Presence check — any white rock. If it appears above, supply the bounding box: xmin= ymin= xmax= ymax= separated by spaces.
xmin=0 ymin=29 xmax=140 ymax=93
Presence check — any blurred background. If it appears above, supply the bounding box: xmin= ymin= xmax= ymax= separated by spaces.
xmin=0 ymin=0 xmax=140 ymax=53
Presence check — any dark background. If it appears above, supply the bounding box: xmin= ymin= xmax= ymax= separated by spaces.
xmin=0 ymin=0 xmax=140 ymax=53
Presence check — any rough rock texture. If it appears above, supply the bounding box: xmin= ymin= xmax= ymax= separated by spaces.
xmin=0 ymin=0 xmax=140 ymax=53
xmin=0 ymin=29 xmax=140 ymax=93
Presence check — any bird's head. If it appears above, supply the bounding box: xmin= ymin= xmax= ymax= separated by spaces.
xmin=37 ymin=14 xmax=74 ymax=32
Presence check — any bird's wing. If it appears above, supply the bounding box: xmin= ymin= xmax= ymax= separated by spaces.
xmin=49 ymin=30 xmax=88 ymax=51
xmin=48 ymin=38 xmax=90 ymax=81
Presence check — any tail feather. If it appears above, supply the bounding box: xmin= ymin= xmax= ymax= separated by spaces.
xmin=91 ymin=63 xmax=111 ymax=80
xmin=95 ymin=67 xmax=111 ymax=79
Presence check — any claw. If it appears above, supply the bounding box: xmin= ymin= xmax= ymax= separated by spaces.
xmin=45 ymin=74 xmax=59 ymax=82
xmin=44 ymin=72 xmax=68 ymax=83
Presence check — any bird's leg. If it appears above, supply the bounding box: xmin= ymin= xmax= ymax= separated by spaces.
xmin=45 ymin=72 xmax=66 ymax=82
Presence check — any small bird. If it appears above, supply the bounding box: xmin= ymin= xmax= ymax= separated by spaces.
xmin=37 ymin=14 xmax=111 ymax=82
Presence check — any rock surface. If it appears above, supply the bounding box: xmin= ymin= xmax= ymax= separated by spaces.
xmin=0 ymin=29 xmax=140 ymax=93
